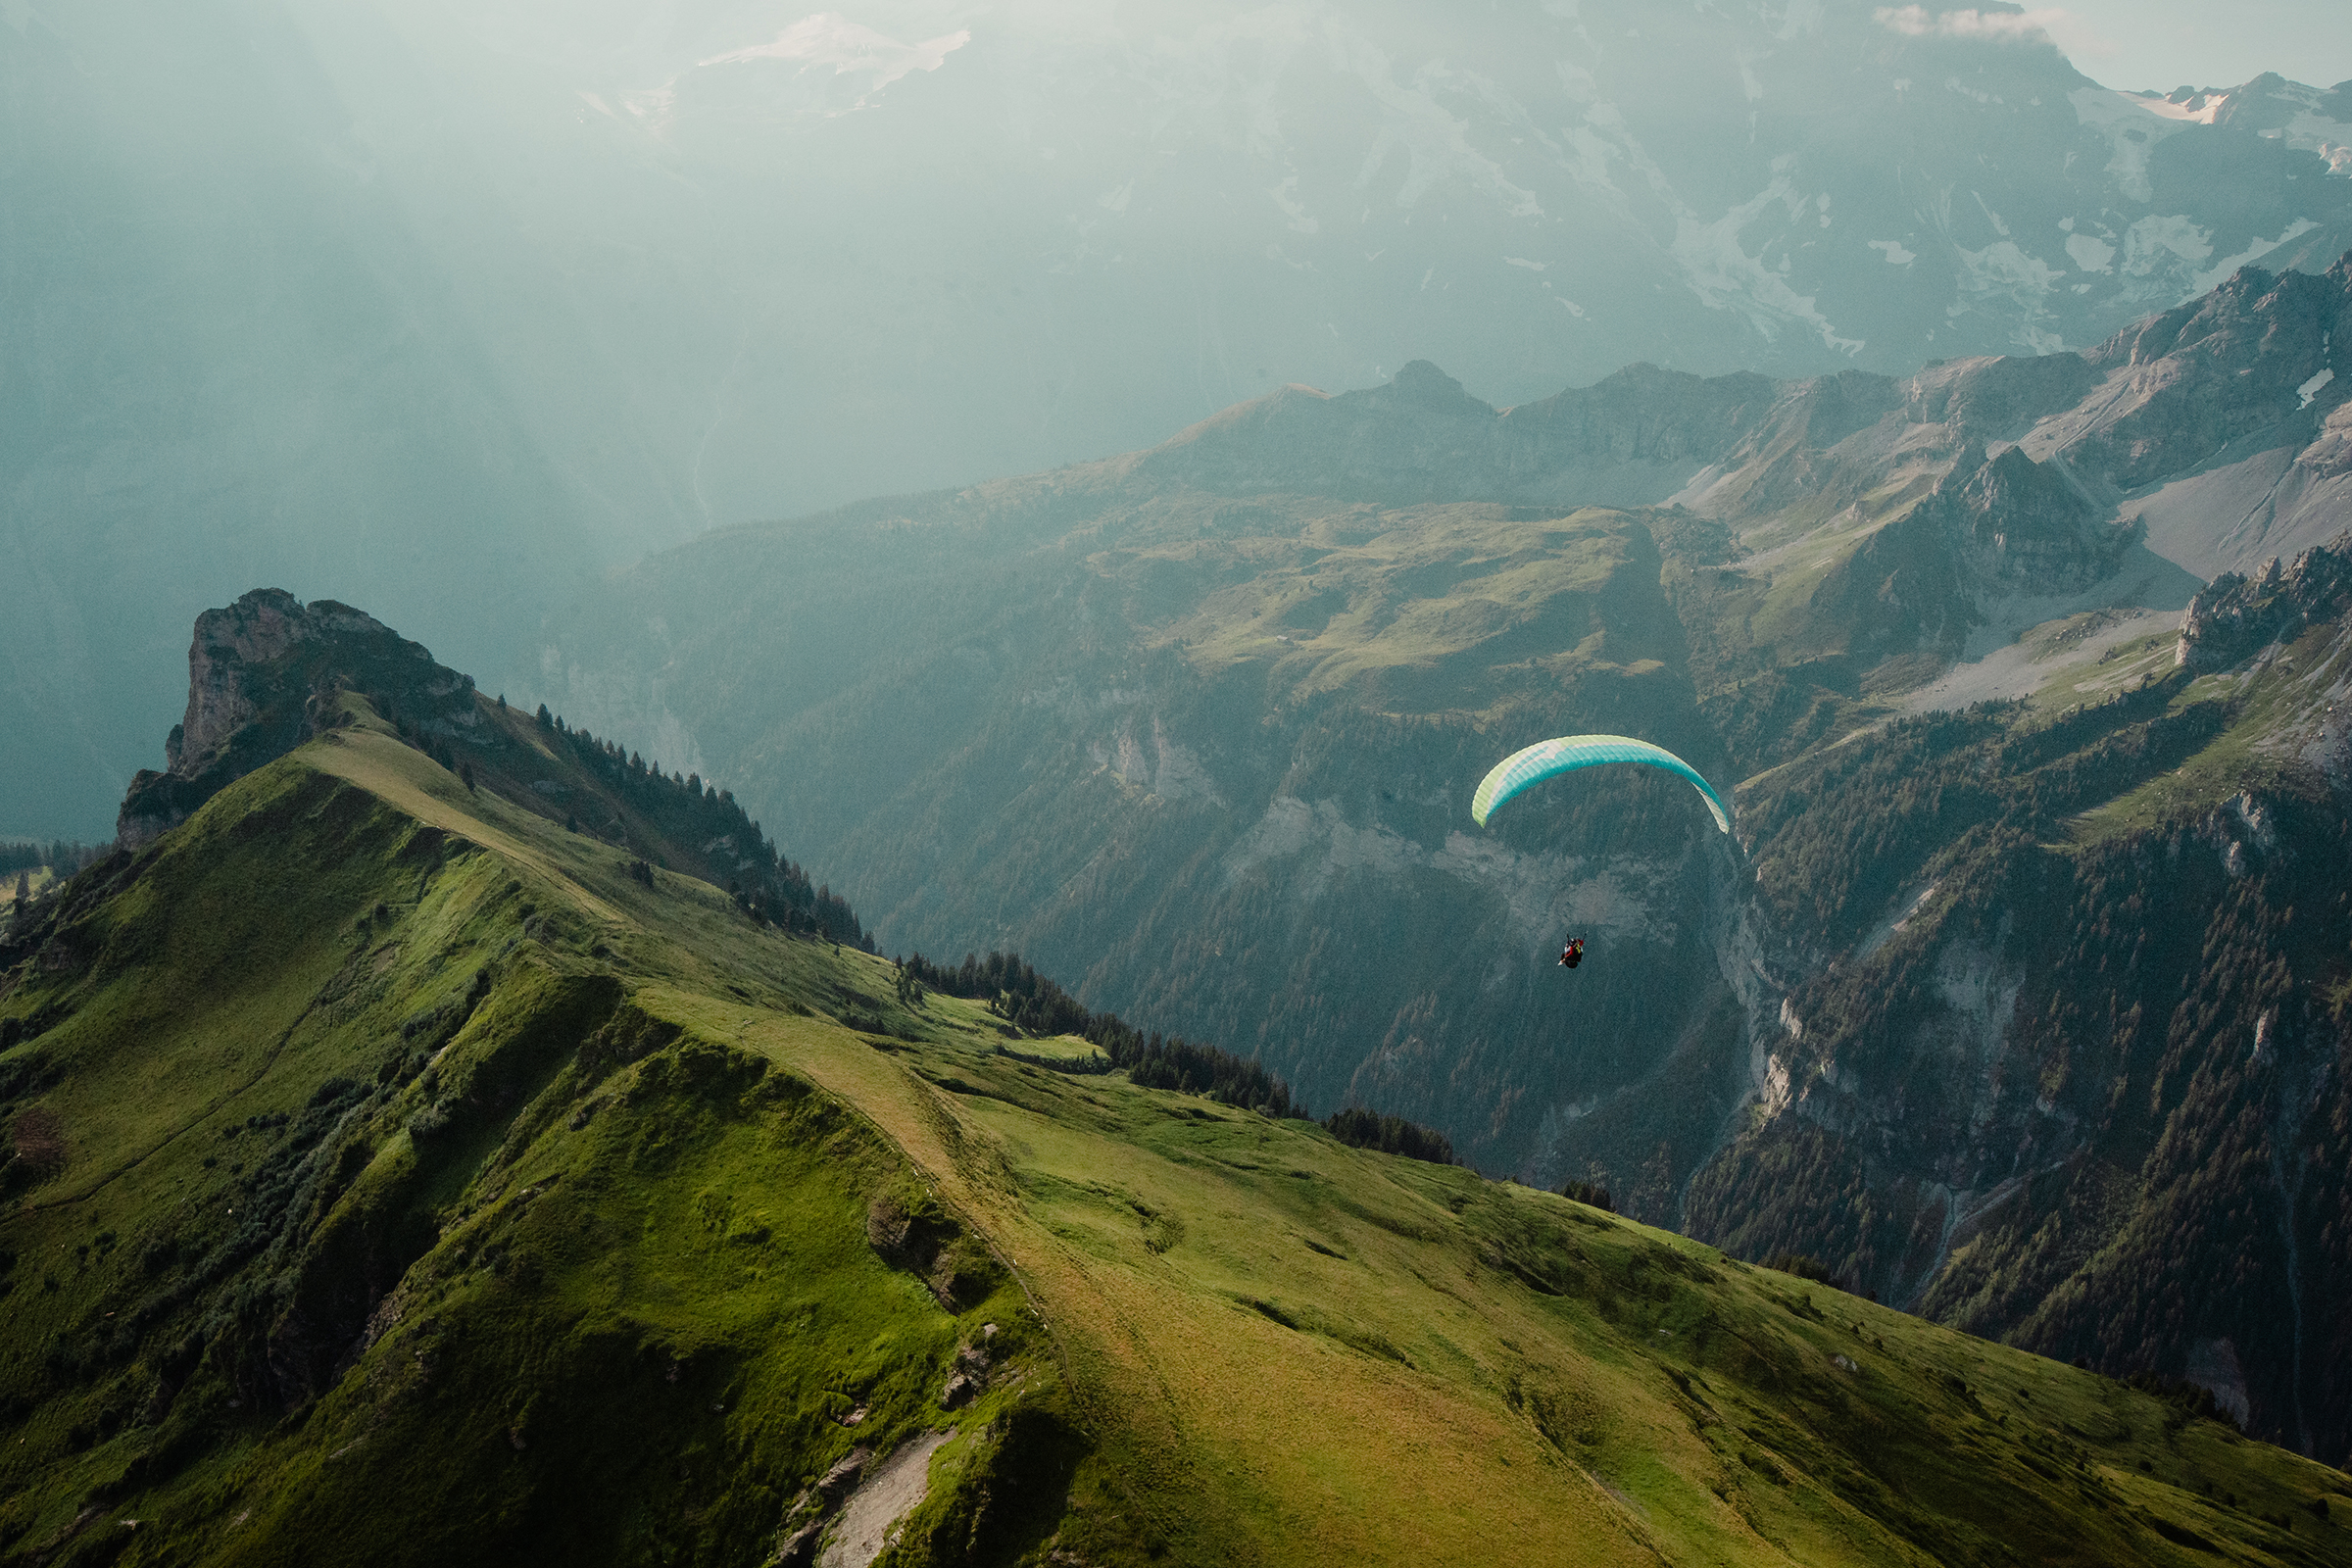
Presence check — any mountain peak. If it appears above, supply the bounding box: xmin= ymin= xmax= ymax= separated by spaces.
xmin=1384 ymin=359 xmax=1481 ymax=410
xmin=120 ymin=591 xmax=476 ymax=848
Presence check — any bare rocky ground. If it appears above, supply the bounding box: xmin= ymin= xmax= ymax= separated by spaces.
xmin=815 ymin=1432 xmax=954 ymax=1568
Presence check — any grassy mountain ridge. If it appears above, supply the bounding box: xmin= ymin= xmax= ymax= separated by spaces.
xmin=5 ymin=643 xmax=2349 ymax=1563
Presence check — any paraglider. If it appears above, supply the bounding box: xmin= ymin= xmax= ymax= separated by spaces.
xmin=1471 ymin=734 xmax=1731 ymax=835
xmin=1558 ymin=937 xmax=1585 ymax=969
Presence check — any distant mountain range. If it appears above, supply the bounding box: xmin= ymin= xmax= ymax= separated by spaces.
xmin=11 ymin=0 xmax=2352 ymax=838
xmin=533 ymin=251 xmax=2352 ymax=1457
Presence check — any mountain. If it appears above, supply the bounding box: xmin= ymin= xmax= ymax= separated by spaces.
xmin=3 ymin=602 xmax=2345 ymax=1566
xmin=13 ymin=0 xmax=2352 ymax=839
xmin=529 ymin=252 xmax=2352 ymax=1458
xmin=290 ymin=0 xmax=2352 ymax=518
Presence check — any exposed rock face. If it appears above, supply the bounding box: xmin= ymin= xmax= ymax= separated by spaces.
xmin=1933 ymin=444 xmax=2133 ymax=589
xmin=2177 ymin=530 xmax=2352 ymax=668
xmin=117 ymin=589 xmax=479 ymax=847
xmin=2067 ymin=257 xmax=2352 ymax=493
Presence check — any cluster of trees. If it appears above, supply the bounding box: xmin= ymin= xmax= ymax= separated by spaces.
xmin=0 ymin=842 xmax=105 ymax=877
xmin=1119 ymin=1032 xmax=1298 ymax=1118
xmin=1759 ymin=1251 xmax=1848 ymax=1289
xmin=1 ymin=842 xmax=112 ymax=930
xmin=1558 ymin=1179 xmax=1615 ymax=1212
xmin=898 ymin=949 xmax=1300 ymax=1118
xmin=1745 ymin=678 xmax=2226 ymax=946
xmin=901 ymin=951 xmax=1091 ymax=1037
xmin=368 ymin=691 xmax=470 ymax=777
xmin=529 ymin=705 xmax=871 ymax=951
xmin=1323 ymin=1106 xmax=1455 ymax=1165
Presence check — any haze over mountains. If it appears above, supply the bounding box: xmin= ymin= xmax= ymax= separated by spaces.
xmin=12 ymin=0 xmax=2352 ymax=1539
xmin=11 ymin=0 xmax=2352 ymax=837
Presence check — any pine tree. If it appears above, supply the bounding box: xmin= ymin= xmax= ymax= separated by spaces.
xmin=536 ymin=704 xmax=552 ymax=728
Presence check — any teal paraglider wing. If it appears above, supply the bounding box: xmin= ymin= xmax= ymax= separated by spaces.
xmin=1471 ymin=735 xmax=1731 ymax=834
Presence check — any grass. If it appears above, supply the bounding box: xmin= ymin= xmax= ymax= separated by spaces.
xmin=0 ymin=867 xmax=54 ymax=912
xmin=1137 ymin=506 xmax=1651 ymax=713
xmin=3 ymin=722 xmax=2348 ymax=1566
xmin=2064 ymin=620 xmax=2351 ymax=846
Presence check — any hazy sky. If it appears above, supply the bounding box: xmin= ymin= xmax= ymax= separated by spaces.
xmin=2047 ymin=1 xmax=2352 ymax=93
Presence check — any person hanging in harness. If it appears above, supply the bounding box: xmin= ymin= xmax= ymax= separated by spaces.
xmin=1558 ymin=936 xmax=1585 ymax=969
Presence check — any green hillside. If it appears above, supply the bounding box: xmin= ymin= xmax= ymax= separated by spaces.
xmin=4 ymin=694 xmax=2347 ymax=1565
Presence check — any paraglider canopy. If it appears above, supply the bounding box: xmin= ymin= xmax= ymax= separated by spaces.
xmin=1472 ymin=735 xmax=1732 ymax=834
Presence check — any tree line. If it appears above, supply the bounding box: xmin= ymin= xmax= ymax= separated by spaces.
xmin=898 ymin=949 xmax=1302 ymax=1118
xmin=892 ymin=949 xmax=1462 ymax=1164
xmin=0 ymin=842 xmax=108 ymax=878
xmin=529 ymin=703 xmax=872 ymax=951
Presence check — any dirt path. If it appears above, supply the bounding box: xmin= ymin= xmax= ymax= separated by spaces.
xmin=818 ymin=1431 xmax=953 ymax=1568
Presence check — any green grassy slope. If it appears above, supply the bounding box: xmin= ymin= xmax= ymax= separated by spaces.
xmin=3 ymin=719 xmax=2346 ymax=1565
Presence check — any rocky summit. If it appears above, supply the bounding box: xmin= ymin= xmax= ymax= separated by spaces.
xmin=117 ymin=591 xmax=482 ymax=849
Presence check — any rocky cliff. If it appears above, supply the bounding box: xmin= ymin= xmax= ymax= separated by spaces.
xmin=117 ymin=590 xmax=479 ymax=848
xmin=2178 ymin=530 xmax=2352 ymax=669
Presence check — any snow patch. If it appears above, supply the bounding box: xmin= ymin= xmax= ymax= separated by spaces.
xmin=1775 ymin=0 xmax=1825 ymax=40
xmin=700 ymin=14 xmax=969 ymax=98
xmin=1670 ymin=158 xmax=1864 ymax=356
xmin=2120 ymin=213 xmax=2211 ymax=276
xmin=2299 ymin=367 xmax=2335 ymax=410
xmin=2191 ymin=218 xmax=2318 ymax=296
xmin=1269 ymin=175 xmax=1319 ymax=234
xmin=1948 ymin=241 xmax=2067 ymax=354
xmin=1868 ymin=238 xmax=1917 ymax=266
xmin=2070 ymin=87 xmax=2192 ymax=204
xmin=1336 ymin=35 xmax=1545 ymax=219
xmin=2063 ymin=232 xmax=2114 ymax=274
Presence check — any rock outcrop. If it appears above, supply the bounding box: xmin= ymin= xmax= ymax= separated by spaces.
xmin=1933 ymin=443 xmax=2135 ymax=590
xmin=2177 ymin=529 xmax=2352 ymax=669
xmin=117 ymin=589 xmax=480 ymax=847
